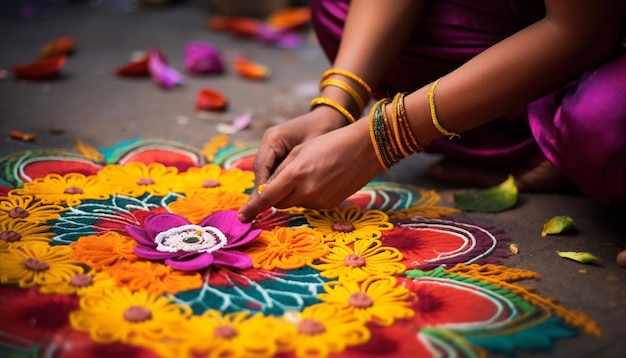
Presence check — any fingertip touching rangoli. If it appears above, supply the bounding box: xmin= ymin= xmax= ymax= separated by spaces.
xmin=0 ymin=138 xmax=600 ymax=357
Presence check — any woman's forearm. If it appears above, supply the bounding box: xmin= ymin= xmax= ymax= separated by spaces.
xmin=402 ymin=0 xmax=625 ymax=146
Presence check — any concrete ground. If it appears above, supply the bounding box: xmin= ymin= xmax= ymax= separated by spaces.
xmin=0 ymin=1 xmax=624 ymax=357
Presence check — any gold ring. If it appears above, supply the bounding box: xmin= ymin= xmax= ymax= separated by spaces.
xmin=256 ymin=184 xmax=267 ymax=195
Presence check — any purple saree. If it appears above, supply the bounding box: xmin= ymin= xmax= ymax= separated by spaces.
xmin=311 ymin=0 xmax=626 ymax=206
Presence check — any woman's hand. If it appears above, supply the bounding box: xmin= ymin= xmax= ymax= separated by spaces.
xmin=253 ymin=105 xmax=349 ymax=186
xmin=238 ymin=118 xmax=383 ymax=222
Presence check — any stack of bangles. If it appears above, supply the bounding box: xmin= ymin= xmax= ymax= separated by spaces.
xmin=369 ymin=92 xmax=424 ymax=170
xmin=310 ymin=69 xmax=372 ymax=124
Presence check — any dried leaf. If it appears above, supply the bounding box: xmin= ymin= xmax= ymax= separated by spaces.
xmin=115 ymin=54 xmax=149 ymax=77
xmin=541 ymin=215 xmax=576 ymax=237
xmin=557 ymin=251 xmax=600 ymax=264
xmin=509 ymin=244 xmax=519 ymax=255
xmin=266 ymin=6 xmax=311 ymax=31
xmin=453 ymin=175 xmax=518 ymax=213
xmin=148 ymin=49 xmax=185 ymax=88
xmin=9 ymin=130 xmax=36 ymax=141
xmin=196 ymin=88 xmax=228 ymax=111
xmin=40 ymin=36 xmax=75 ymax=58
xmin=233 ymin=57 xmax=270 ymax=80
xmin=12 ymin=55 xmax=66 ymax=79
xmin=183 ymin=41 xmax=224 ymax=74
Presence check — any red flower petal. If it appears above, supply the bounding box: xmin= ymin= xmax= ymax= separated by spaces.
xmin=115 ymin=54 xmax=149 ymax=77
xmin=40 ymin=36 xmax=75 ymax=58
xmin=196 ymin=87 xmax=228 ymax=111
xmin=12 ymin=55 xmax=66 ymax=79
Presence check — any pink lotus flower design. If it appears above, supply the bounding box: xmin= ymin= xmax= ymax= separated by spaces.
xmin=125 ymin=211 xmax=261 ymax=271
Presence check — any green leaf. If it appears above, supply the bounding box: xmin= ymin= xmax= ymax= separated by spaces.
xmin=541 ymin=215 xmax=576 ymax=237
xmin=556 ymin=251 xmax=600 ymax=264
xmin=453 ymin=175 xmax=518 ymax=213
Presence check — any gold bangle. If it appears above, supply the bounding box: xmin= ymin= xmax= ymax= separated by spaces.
xmin=310 ymin=97 xmax=357 ymax=124
xmin=321 ymin=68 xmax=372 ymax=97
xmin=390 ymin=93 xmax=412 ymax=157
xmin=320 ymin=78 xmax=365 ymax=116
xmin=369 ymin=99 xmax=390 ymax=170
xmin=427 ymin=78 xmax=460 ymax=140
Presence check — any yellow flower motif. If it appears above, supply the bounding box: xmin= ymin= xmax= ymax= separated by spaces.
xmin=97 ymin=162 xmax=179 ymax=197
xmin=0 ymin=194 xmax=65 ymax=224
xmin=105 ymin=260 xmax=203 ymax=296
xmin=10 ymin=173 xmax=115 ymax=206
xmin=169 ymin=190 xmax=249 ymax=224
xmin=0 ymin=220 xmax=54 ymax=249
xmin=0 ymin=242 xmax=84 ymax=288
xmin=174 ymin=164 xmax=254 ymax=195
xmin=69 ymin=231 xmax=138 ymax=270
xmin=39 ymin=270 xmax=118 ymax=295
xmin=244 ymin=227 xmax=329 ymax=271
xmin=316 ymin=275 xmax=415 ymax=326
xmin=304 ymin=205 xmax=394 ymax=245
xmin=310 ymin=238 xmax=406 ymax=282
xmin=69 ymin=287 xmax=192 ymax=344
xmin=180 ymin=310 xmax=280 ymax=358
xmin=273 ymin=304 xmax=370 ymax=357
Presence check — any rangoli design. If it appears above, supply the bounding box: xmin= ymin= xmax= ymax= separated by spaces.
xmin=0 ymin=138 xmax=600 ymax=357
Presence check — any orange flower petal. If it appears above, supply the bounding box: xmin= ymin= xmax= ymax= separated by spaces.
xmin=9 ymin=130 xmax=36 ymax=141
xmin=114 ymin=55 xmax=149 ymax=77
xmin=266 ymin=6 xmax=311 ymax=31
xmin=233 ymin=57 xmax=270 ymax=80
xmin=12 ymin=55 xmax=66 ymax=79
xmin=207 ymin=16 xmax=234 ymax=30
xmin=40 ymin=36 xmax=75 ymax=58
xmin=196 ymin=87 xmax=228 ymax=111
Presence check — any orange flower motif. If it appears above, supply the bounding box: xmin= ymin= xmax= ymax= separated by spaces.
xmin=168 ymin=190 xmax=249 ymax=224
xmin=244 ymin=227 xmax=329 ymax=270
xmin=105 ymin=260 xmax=203 ymax=296
xmin=69 ymin=231 xmax=138 ymax=270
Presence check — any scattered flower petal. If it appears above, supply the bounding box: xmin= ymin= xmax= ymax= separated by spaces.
xmin=196 ymin=88 xmax=228 ymax=111
xmin=9 ymin=130 xmax=36 ymax=141
xmin=115 ymin=54 xmax=149 ymax=77
xmin=40 ymin=36 xmax=75 ymax=58
xmin=183 ymin=41 xmax=224 ymax=74
xmin=148 ymin=49 xmax=185 ymax=88
xmin=233 ymin=57 xmax=270 ymax=80
xmin=12 ymin=55 xmax=66 ymax=79
xmin=509 ymin=244 xmax=519 ymax=255
xmin=256 ymin=25 xmax=301 ymax=49
xmin=556 ymin=251 xmax=600 ymax=265
xmin=266 ymin=6 xmax=311 ymax=31
xmin=454 ymin=175 xmax=518 ymax=213
xmin=541 ymin=215 xmax=576 ymax=237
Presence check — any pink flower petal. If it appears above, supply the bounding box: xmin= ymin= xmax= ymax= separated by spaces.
xmin=199 ymin=210 xmax=252 ymax=239
xmin=255 ymin=25 xmax=301 ymax=49
xmin=224 ymin=229 xmax=262 ymax=249
xmin=143 ymin=213 xmax=191 ymax=239
xmin=134 ymin=245 xmax=179 ymax=260
xmin=124 ymin=225 xmax=155 ymax=247
xmin=166 ymin=253 xmax=214 ymax=271
xmin=148 ymin=49 xmax=185 ymax=88
xmin=183 ymin=41 xmax=224 ymax=74
xmin=212 ymin=250 xmax=252 ymax=269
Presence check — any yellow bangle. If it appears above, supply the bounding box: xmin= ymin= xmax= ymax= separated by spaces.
xmin=320 ymin=78 xmax=365 ymax=116
xmin=321 ymin=69 xmax=372 ymax=98
xmin=310 ymin=97 xmax=357 ymax=124
xmin=427 ymin=78 xmax=460 ymax=140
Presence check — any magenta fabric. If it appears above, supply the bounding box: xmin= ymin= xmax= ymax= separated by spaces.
xmin=311 ymin=0 xmax=626 ymax=206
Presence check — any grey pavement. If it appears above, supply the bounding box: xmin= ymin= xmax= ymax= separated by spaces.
xmin=0 ymin=1 xmax=624 ymax=357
